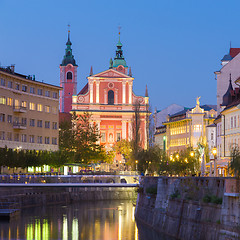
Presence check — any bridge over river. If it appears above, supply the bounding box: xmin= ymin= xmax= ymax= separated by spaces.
xmin=0 ymin=175 xmax=139 ymax=209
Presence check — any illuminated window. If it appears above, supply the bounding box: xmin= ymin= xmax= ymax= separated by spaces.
xmin=7 ymin=97 xmax=13 ymax=106
xmin=193 ymin=124 xmax=202 ymax=132
xmin=0 ymin=96 xmax=6 ymax=104
xmin=37 ymin=104 xmax=43 ymax=112
xmin=21 ymin=101 xmax=27 ymax=108
xmin=29 ymin=102 xmax=35 ymax=110
xmin=14 ymin=99 xmax=20 ymax=108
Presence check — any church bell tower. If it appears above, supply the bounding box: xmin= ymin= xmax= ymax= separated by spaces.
xmin=60 ymin=29 xmax=78 ymax=113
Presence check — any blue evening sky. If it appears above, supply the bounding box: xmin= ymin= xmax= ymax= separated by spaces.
xmin=0 ymin=0 xmax=239 ymax=111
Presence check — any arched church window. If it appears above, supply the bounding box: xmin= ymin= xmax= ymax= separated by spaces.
xmin=67 ymin=72 xmax=72 ymax=80
xmin=108 ymin=90 xmax=114 ymax=105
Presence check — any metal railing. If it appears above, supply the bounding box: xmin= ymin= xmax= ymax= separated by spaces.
xmin=0 ymin=174 xmax=139 ymax=185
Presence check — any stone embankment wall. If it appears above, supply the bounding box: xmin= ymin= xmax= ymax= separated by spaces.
xmin=0 ymin=186 xmax=136 ymax=208
xmin=135 ymin=177 xmax=240 ymax=240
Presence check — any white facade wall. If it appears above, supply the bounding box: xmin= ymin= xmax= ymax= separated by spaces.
xmin=221 ymin=107 xmax=240 ymax=158
xmin=216 ymin=121 xmax=222 ymax=160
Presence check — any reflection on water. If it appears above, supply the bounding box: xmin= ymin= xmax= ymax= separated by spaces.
xmin=0 ymin=200 xmax=174 ymax=240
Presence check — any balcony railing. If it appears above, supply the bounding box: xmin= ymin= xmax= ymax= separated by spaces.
xmin=13 ymin=106 xmax=27 ymax=113
xmin=13 ymin=122 xmax=26 ymax=130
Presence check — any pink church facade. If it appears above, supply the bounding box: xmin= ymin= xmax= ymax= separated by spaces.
xmin=61 ymin=35 xmax=149 ymax=150
xmin=72 ymin=68 xmax=148 ymax=150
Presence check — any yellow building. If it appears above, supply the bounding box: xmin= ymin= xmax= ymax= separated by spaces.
xmin=0 ymin=66 xmax=61 ymax=151
xmin=163 ymin=98 xmax=217 ymax=155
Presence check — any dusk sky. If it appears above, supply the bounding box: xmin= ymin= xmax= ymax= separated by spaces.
xmin=0 ymin=0 xmax=239 ymax=111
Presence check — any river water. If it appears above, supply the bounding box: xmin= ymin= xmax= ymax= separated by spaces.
xmin=0 ymin=200 xmax=174 ymax=240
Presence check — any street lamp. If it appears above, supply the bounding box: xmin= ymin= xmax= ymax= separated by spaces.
xmin=212 ymin=147 xmax=217 ymax=177
xmin=135 ymin=160 xmax=138 ymax=172
xmin=190 ymin=151 xmax=194 ymax=157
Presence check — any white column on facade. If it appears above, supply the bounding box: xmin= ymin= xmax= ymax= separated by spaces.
xmin=104 ymin=89 xmax=107 ymax=104
xmin=96 ymin=81 xmax=100 ymax=104
xmin=128 ymin=120 xmax=132 ymax=140
xmin=90 ymin=81 xmax=93 ymax=103
xmin=143 ymin=119 xmax=147 ymax=149
xmin=122 ymin=120 xmax=127 ymax=139
xmin=73 ymin=68 xmax=78 ymax=95
xmin=115 ymin=89 xmax=118 ymax=104
xmin=128 ymin=82 xmax=132 ymax=104
xmin=122 ymin=82 xmax=126 ymax=104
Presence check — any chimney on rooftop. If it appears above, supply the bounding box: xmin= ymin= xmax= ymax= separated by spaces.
xmin=10 ymin=64 xmax=15 ymax=73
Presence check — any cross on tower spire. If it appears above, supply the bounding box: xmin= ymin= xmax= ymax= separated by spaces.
xmin=118 ymin=26 xmax=121 ymax=41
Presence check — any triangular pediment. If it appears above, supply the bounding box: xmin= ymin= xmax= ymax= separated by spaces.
xmin=90 ymin=69 xmax=131 ymax=79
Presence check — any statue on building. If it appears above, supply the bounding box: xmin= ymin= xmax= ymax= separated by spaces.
xmin=196 ymin=96 xmax=201 ymax=107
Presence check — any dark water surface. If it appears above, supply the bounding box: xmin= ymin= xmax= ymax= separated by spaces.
xmin=0 ymin=200 xmax=174 ymax=240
